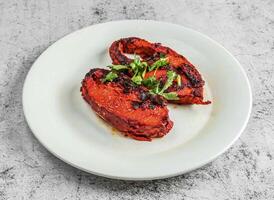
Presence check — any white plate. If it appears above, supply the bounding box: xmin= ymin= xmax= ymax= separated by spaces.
xmin=23 ymin=20 xmax=252 ymax=180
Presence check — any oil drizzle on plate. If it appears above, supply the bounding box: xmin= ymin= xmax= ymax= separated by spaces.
xmin=111 ymin=127 xmax=117 ymax=135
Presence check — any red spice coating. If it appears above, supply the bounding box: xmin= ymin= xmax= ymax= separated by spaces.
xmin=81 ymin=68 xmax=173 ymax=141
xmin=109 ymin=37 xmax=211 ymax=104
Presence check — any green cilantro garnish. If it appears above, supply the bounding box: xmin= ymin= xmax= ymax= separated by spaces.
xmin=131 ymin=75 xmax=143 ymax=85
xmin=105 ymin=56 xmax=148 ymax=85
xmin=161 ymin=92 xmax=179 ymax=100
xmin=177 ymin=74 xmax=182 ymax=87
xmin=103 ymin=57 xmax=180 ymax=100
xmin=159 ymin=70 xmax=177 ymax=93
xmin=148 ymin=57 xmax=168 ymax=72
xmin=108 ymin=65 xmax=129 ymax=71
xmin=144 ymin=70 xmax=180 ymax=100
xmin=102 ymin=71 xmax=118 ymax=83
xmin=142 ymin=76 xmax=159 ymax=89
xmin=107 ymin=56 xmax=148 ymax=85
xmin=130 ymin=56 xmax=148 ymax=85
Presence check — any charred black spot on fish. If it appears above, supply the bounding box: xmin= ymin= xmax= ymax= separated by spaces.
xmin=131 ymin=101 xmax=141 ymax=109
xmin=139 ymin=92 xmax=149 ymax=101
xmin=149 ymin=104 xmax=156 ymax=110
xmin=181 ymin=64 xmax=204 ymax=87
xmin=150 ymin=94 xmax=165 ymax=106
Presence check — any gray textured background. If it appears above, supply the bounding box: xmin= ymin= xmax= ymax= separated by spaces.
xmin=0 ymin=0 xmax=274 ymax=199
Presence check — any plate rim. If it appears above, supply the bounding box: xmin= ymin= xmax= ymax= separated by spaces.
xmin=22 ymin=19 xmax=252 ymax=180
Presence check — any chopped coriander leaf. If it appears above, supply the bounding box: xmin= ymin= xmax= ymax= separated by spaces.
xmin=150 ymin=81 xmax=161 ymax=94
xmin=148 ymin=57 xmax=168 ymax=72
xmin=159 ymin=70 xmax=177 ymax=93
xmin=142 ymin=76 xmax=159 ymax=89
xmin=141 ymin=61 xmax=148 ymax=68
xmin=131 ymin=75 xmax=143 ymax=85
xmin=148 ymin=82 xmax=158 ymax=94
xmin=142 ymin=65 xmax=147 ymax=78
xmin=141 ymin=62 xmax=148 ymax=78
xmin=129 ymin=56 xmax=148 ymax=85
xmin=108 ymin=65 xmax=128 ymax=71
xmin=161 ymin=92 xmax=179 ymax=100
xmin=176 ymin=74 xmax=182 ymax=87
xmin=130 ymin=62 xmax=136 ymax=70
xmin=102 ymin=71 xmax=118 ymax=83
xmin=147 ymin=70 xmax=179 ymax=100
xmin=133 ymin=55 xmax=142 ymax=65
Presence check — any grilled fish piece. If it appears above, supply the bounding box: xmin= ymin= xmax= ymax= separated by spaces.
xmin=109 ymin=37 xmax=211 ymax=104
xmin=81 ymin=68 xmax=173 ymax=141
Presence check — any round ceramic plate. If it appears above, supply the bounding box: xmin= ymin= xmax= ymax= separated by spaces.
xmin=23 ymin=20 xmax=252 ymax=180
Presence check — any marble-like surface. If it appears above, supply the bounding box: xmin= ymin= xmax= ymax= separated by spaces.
xmin=0 ymin=0 xmax=273 ymax=199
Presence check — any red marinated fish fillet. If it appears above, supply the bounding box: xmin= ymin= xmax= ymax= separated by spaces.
xmin=109 ymin=37 xmax=211 ymax=105
xmin=81 ymin=68 xmax=173 ymax=141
